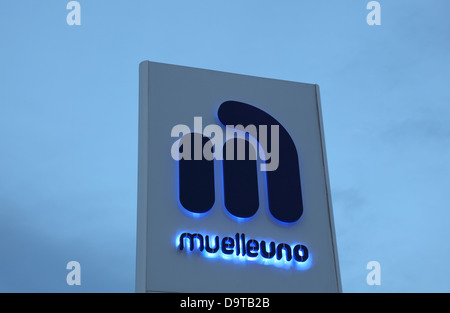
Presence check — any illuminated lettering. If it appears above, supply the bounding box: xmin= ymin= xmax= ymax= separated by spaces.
xmin=177 ymin=232 xmax=310 ymax=269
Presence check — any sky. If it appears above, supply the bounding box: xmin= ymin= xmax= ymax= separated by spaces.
xmin=0 ymin=0 xmax=450 ymax=292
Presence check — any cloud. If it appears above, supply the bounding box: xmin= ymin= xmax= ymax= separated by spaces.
xmin=0 ymin=195 xmax=136 ymax=292
xmin=381 ymin=116 xmax=450 ymax=145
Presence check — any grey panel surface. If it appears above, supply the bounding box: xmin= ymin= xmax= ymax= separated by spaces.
xmin=136 ymin=61 xmax=341 ymax=293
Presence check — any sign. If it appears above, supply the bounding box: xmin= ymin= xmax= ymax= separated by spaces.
xmin=136 ymin=61 xmax=341 ymax=292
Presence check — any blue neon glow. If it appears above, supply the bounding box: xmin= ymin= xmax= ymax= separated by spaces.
xmin=218 ymin=118 xmax=263 ymax=223
xmin=174 ymin=139 xmax=214 ymax=219
xmin=175 ymin=231 xmax=312 ymax=271
xmin=215 ymin=109 xmax=300 ymax=225
xmin=220 ymin=154 xmax=256 ymax=224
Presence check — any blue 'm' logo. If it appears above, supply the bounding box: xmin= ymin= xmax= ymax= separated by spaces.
xmin=177 ymin=101 xmax=303 ymax=224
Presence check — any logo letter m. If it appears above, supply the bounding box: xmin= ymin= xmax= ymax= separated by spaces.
xmin=178 ymin=101 xmax=303 ymax=224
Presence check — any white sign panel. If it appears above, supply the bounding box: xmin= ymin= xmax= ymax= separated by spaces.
xmin=136 ymin=61 xmax=341 ymax=293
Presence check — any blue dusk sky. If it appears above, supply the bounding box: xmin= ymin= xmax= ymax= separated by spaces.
xmin=0 ymin=1 xmax=449 ymax=292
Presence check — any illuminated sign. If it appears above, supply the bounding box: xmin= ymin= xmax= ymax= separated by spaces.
xmin=136 ymin=61 xmax=341 ymax=293
xmin=173 ymin=100 xmax=309 ymax=268
xmin=176 ymin=232 xmax=311 ymax=270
